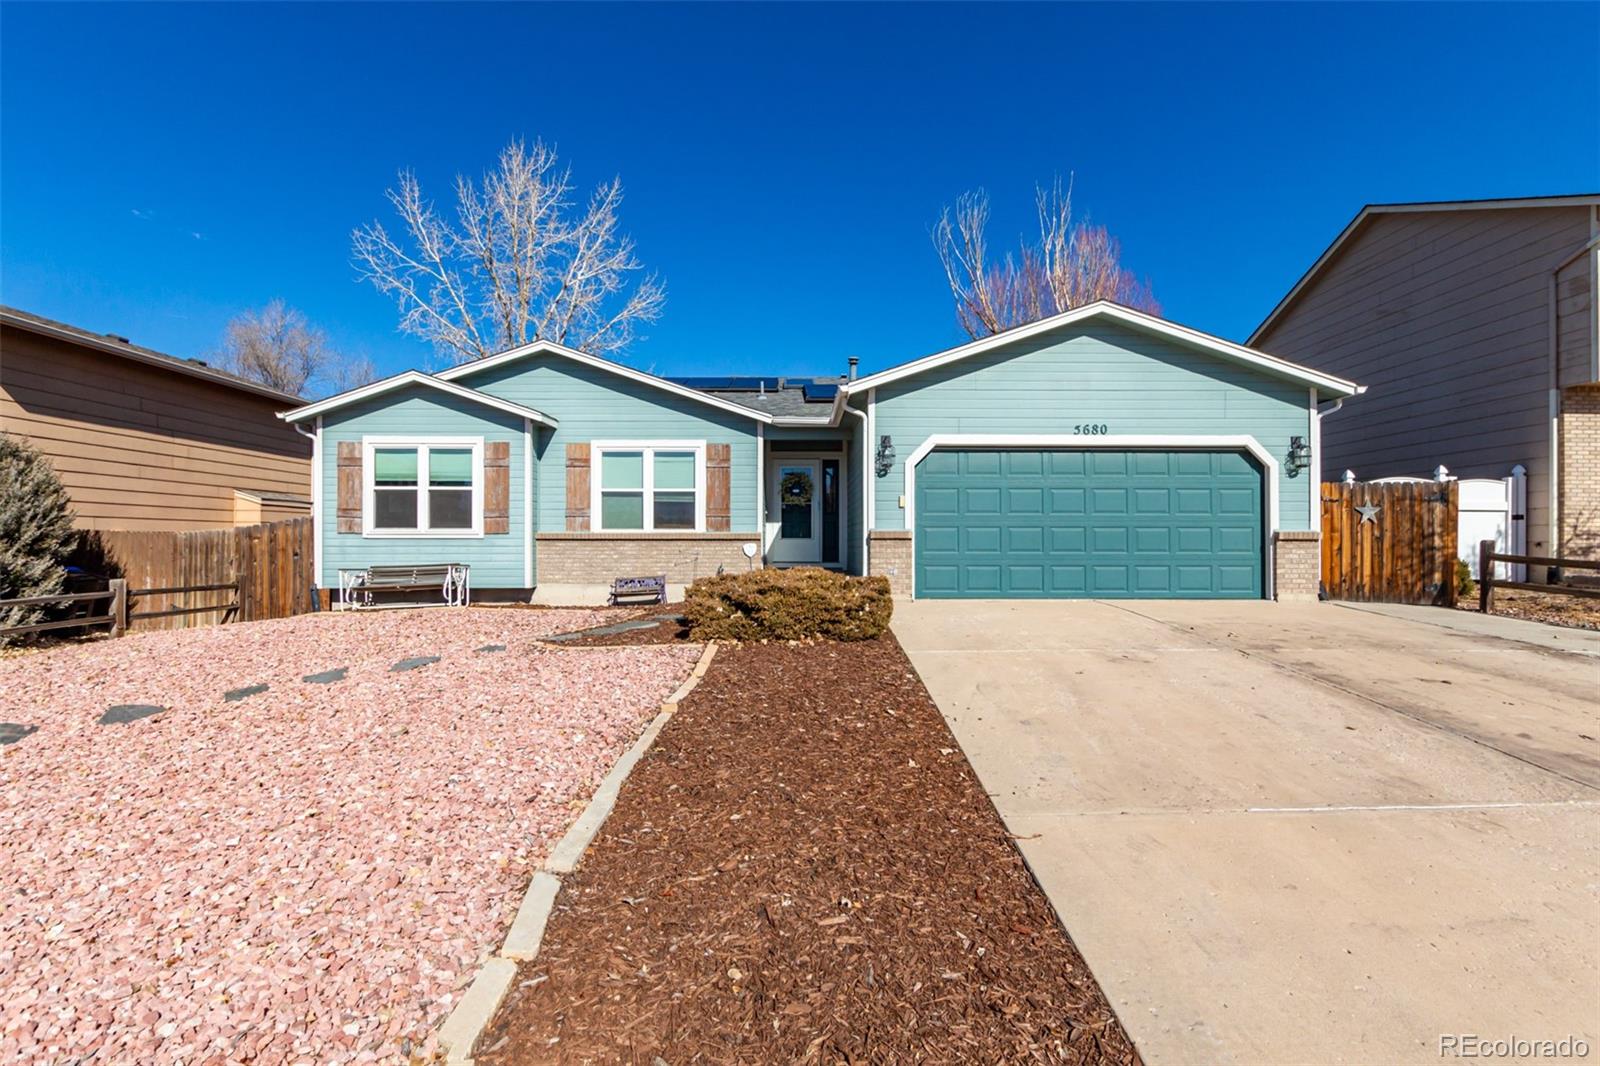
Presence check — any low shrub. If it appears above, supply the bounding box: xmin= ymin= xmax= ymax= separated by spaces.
xmin=1455 ymin=558 xmax=1475 ymax=599
xmin=684 ymin=567 xmax=893 ymax=642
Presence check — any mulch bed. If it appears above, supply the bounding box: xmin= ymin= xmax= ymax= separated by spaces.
xmin=1457 ymin=587 xmax=1600 ymax=631
xmin=476 ymin=636 xmax=1140 ymax=1065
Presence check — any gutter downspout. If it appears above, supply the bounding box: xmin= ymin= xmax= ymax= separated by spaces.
xmin=293 ymin=419 xmax=321 ymax=599
xmin=840 ymin=401 xmax=869 ymax=575
xmin=1547 ymin=232 xmax=1600 ymax=561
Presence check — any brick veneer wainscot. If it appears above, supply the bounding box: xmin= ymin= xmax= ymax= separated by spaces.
xmin=535 ymin=533 xmax=757 ymax=585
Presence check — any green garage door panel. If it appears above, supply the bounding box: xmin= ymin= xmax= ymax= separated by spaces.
xmin=915 ymin=450 xmax=1263 ymax=599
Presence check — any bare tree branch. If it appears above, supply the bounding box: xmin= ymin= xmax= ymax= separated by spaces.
xmin=214 ymin=301 xmax=376 ymax=399
xmin=353 ymin=139 xmax=663 ymax=363
xmin=933 ymin=177 xmax=1159 ymax=339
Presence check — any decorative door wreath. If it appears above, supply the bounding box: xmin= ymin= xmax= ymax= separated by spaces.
xmin=780 ymin=471 xmax=814 ymax=507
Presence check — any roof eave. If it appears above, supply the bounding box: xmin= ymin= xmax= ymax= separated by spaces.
xmin=277 ymin=371 xmax=559 ymax=428
xmin=844 ymin=302 xmax=1361 ymax=398
xmin=436 ymin=339 xmax=775 ymax=425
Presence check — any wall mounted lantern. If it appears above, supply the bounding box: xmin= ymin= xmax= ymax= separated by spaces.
xmin=875 ymin=435 xmax=895 ymax=478
xmin=1287 ymin=436 xmax=1311 ymax=477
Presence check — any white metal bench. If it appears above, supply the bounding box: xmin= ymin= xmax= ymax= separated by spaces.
xmin=338 ymin=564 xmax=470 ymax=609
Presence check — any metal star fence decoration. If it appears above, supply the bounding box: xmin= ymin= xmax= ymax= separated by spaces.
xmin=1355 ymin=503 xmax=1381 ymax=524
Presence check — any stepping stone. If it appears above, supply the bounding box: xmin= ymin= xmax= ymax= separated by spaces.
xmin=224 ymin=683 xmax=269 ymax=703
xmin=0 ymin=723 xmax=39 ymax=745
xmin=546 ymin=616 xmax=681 ymax=642
xmin=475 ymin=644 xmax=506 ymax=653
xmin=390 ymin=656 xmax=440 ymax=672
xmin=99 ymin=704 xmax=166 ymax=726
xmin=303 ymin=667 xmax=348 ymax=685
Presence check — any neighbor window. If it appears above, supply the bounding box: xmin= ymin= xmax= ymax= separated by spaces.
xmin=366 ymin=439 xmax=482 ymax=535
xmin=593 ymin=443 xmax=703 ymax=531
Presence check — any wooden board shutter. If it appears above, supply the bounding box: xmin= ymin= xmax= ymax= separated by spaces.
xmin=706 ymin=443 xmax=732 ymax=531
xmin=484 ymin=441 xmax=511 ymax=534
xmin=565 ymin=443 xmax=591 ymax=531
xmin=336 ymin=441 xmax=362 ymax=533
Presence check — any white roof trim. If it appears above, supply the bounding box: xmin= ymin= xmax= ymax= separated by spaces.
xmin=1249 ymin=194 xmax=1600 ymax=345
xmin=846 ymin=301 xmax=1362 ymax=397
xmin=435 ymin=339 xmax=775 ymax=424
xmin=278 ymin=370 xmax=559 ymax=427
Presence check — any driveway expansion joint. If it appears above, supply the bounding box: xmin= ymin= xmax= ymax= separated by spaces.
xmin=436 ymin=640 xmax=719 ymax=1066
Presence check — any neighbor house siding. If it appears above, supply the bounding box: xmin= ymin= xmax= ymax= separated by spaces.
xmin=870 ymin=320 xmax=1313 ymax=531
xmin=1254 ymin=205 xmax=1598 ymax=555
xmin=318 ymin=386 xmax=527 ymax=588
xmin=457 ymin=355 xmax=760 ymax=533
xmin=0 ymin=325 xmax=310 ymax=531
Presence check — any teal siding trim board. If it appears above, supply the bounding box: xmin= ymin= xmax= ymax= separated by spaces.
xmin=871 ymin=321 xmax=1315 ymax=533
xmin=319 ymin=386 xmax=529 ymax=588
xmin=461 ymin=354 xmax=762 ymax=535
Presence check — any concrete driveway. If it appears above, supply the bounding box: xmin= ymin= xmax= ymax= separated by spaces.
xmin=894 ymin=600 xmax=1600 ymax=1065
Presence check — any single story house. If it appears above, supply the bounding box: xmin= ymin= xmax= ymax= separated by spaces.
xmin=279 ymin=301 xmax=1360 ymax=601
xmin=1250 ymin=194 xmax=1599 ymax=569
xmin=1 ymin=306 xmax=312 ymax=530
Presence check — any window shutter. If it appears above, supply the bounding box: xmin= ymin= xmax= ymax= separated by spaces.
xmin=706 ymin=442 xmax=732 ymax=531
xmin=565 ymin=442 xmax=591 ymax=531
xmin=336 ymin=441 xmax=362 ymax=533
xmin=484 ymin=441 xmax=511 ymax=534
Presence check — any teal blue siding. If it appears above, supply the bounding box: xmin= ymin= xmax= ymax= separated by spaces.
xmin=320 ymin=387 xmax=528 ymax=588
xmin=457 ymin=356 xmax=760 ymax=533
xmin=873 ymin=321 xmax=1314 ymax=532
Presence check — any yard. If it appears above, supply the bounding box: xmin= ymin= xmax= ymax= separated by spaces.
xmin=0 ymin=608 xmax=699 ymax=1064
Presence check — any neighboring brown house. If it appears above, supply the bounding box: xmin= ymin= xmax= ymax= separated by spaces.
xmin=1250 ymin=194 xmax=1600 ymax=566
xmin=0 ymin=306 xmax=311 ymax=531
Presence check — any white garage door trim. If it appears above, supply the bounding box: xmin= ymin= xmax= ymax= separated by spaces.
xmin=902 ymin=434 xmax=1281 ymax=600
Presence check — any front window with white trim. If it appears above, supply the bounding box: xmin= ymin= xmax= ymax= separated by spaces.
xmin=593 ymin=442 xmax=705 ymax=531
xmin=364 ymin=438 xmax=484 ymax=536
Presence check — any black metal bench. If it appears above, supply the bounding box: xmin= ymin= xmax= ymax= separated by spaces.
xmin=609 ymin=574 xmax=667 ymax=606
xmin=338 ymin=564 xmax=470 ymax=609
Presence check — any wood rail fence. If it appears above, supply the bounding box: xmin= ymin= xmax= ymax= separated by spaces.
xmin=85 ymin=517 xmax=313 ymax=630
xmin=0 ymin=517 xmax=315 ymax=642
xmin=1321 ymin=480 xmax=1460 ymax=606
xmin=1477 ymin=541 xmax=1600 ymax=614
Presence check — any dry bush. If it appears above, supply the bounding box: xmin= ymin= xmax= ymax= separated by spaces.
xmin=684 ymin=568 xmax=892 ymax=642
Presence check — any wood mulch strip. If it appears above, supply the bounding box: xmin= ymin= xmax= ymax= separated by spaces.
xmin=476 ymin=636 xmax=1140 ymax=1065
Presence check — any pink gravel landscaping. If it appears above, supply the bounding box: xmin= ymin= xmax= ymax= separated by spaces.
xmin=0 ymin=608 xmax=700 ymax=1064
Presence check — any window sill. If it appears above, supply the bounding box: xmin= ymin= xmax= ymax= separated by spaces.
xmin=537 ymin=531 xmax=752 ymax=541
xmin=362 ymin=529 xmax=485 ymax=539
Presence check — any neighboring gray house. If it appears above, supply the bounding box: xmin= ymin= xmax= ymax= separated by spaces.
xmin=1250 ymin=194 xmax=1600 ymax=567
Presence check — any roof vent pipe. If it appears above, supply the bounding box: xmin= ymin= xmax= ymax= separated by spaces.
xmin=847 ymin=356 xmax=859 ymax=381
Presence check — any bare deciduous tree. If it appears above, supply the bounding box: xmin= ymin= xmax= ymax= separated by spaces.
xmin=351 ymin=139 xmax=665 ymax=364
xmin=216 ymin=300 xmax=331 ymax=396
xmin=214 ymin=300 xmax=376 ymax=398
xmin=934 ymin=178 xmax=1158 ymax=338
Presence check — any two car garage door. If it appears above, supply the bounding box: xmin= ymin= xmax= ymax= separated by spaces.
xmin=914 ymin=449 xmax=1264 ymax=599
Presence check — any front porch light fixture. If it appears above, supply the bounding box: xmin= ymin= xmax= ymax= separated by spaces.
xmin=875 ymin=435 xmax=895 ymax=478
xmin=1287 ymin=435 xmax=1311 ymax=477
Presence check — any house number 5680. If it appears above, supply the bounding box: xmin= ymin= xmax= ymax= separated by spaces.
xmin=1073 ymin=423 xmax=1109 ymax=435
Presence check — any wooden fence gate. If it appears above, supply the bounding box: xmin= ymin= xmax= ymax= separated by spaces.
xmin=1320 ymin=480 xmax=1459 ymax=605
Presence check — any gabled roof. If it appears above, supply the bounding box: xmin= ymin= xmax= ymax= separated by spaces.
xmin=845 ymin=301 xmax=1362 ymax=398
xmin=435 ymin=338 xmax=776 ymax=424
xmin=278 ymin=370 xmax=558 ymax=427
xmin=1 ymin=305 xmax=306 ymax=405
xmin=1249 ymin=193 xmax=1600 ymax=344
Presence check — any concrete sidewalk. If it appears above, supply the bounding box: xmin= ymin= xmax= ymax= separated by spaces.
xmin=895 ymin=599 xmax=1600 ymax=1065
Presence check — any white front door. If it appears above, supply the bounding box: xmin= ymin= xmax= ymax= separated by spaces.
xmin=768 ymin=459 xmax=822 ymax=564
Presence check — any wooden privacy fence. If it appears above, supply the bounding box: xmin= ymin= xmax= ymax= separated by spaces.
xmin=1321 ymin=480 xmax=1459 ymax=605
xmin=84 ymin=517 xmax=314 ymax=632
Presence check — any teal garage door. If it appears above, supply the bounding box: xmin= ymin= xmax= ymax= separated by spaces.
xmin=915 ymin=449 xmax=1263 ymax=599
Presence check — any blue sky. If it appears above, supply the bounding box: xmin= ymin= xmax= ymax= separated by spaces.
xmin=2 ymin=2 xmax=1596 ymax=383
